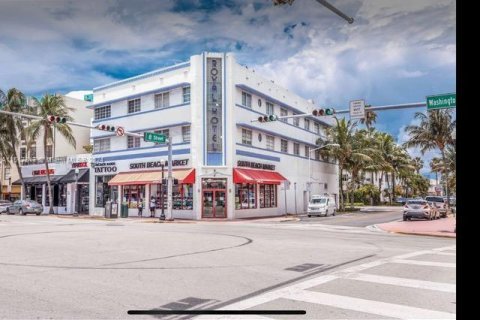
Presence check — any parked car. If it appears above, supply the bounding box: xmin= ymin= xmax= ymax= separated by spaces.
xmin=425 ymin=196 xmax=451 ymax=218
xmin=6 ymin=200 xmax=43 ymax=215
xmin=0 ymin=200 xmax=13 ymax=214
xmin=307 ymin=195 xmax=336 ymax=217
xmin=403 ymin=200 xmax=438 ymax=221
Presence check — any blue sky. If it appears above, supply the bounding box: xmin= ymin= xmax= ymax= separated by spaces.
xmin=0 ymin=0 xmax=456 ymax=176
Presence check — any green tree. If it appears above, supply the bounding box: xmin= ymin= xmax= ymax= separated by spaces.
xmin=0 ymin=88 xmax=28 ymax=199
xmin=27 ymin=94 xmax=76 ymax=214
xmin=404 ymin=110 xmax=456 ymax=203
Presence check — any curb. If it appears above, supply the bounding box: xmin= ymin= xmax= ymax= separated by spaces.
xmin=374 ymin=224 xmax=456 ymax=238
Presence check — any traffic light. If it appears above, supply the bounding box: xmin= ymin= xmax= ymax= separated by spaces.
xmin=258 ymin=114 xmax=278 ymax=122
xmin=312 ymin=108 xmax=335 ymax=116
xmin=47 ymin=115 xmax=67 ymax=123
xmin=97 ymin=124 xmax=116 ymax=132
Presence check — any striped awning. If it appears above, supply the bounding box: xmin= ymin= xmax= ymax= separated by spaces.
xmin=108 ymin=169 xmax=195 ymax=186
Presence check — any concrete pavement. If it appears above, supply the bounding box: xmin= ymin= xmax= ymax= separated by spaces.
xmin=376 ymin=216 xmax=456 ymax=238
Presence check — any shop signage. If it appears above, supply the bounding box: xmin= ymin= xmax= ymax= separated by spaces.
xmin=129 ymin=159 xmax=189 ymax=170
xmin=237 ymin=160 xmax=275 ymax=171
xmin=93 ymin=162 xmax=117 ymax=173
xmin=32 ymin=169 xmax=55 ymax=176
xmin=72 ymin=162 xmax=88 ymax=168
xmin=206 ymin=57 xmax=223 ymax=165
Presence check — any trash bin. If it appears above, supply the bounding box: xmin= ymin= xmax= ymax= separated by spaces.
xmin=121 ymin=203 xmax=128 ymax=218
xmin=105 ymin=200 xmax=112 ymax=218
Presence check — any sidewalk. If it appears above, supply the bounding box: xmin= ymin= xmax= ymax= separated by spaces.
xmin=375 ymin=216 xmax=456 ymax=238
xmin=360 ymin=206 xmax=403 ymax=212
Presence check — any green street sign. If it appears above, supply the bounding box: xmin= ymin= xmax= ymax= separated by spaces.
xmin=426 ymin=93 xmax=456 ymax=110
xmin=144 ymin=132 xmax=166 ymax=143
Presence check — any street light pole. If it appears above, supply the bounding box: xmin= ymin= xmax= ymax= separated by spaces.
xmin=159 ymin=159 xmax=165 ymax=221
xmin=73 ymin=168 xmax=79 ymax=216
xmin=166 ymin=137 xmax=173 ymax=221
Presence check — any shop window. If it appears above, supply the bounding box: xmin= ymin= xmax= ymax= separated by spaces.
xmin=155 ymin=92 xmax=170 ymax=109
xmin=266 ymin=102 xmax=274 ymax=115
xmin=150 ymin=182 xmax=193 ymax=210
xmin=122 ymin=184 xmax=146 ymax=208
xmin=259 ymin=184 xmax=277 ymax=208
xmin=30 ymin=146 xmax=36 ymax=159
xmin=242 ymin=129 xmax=252 ymax=145
xmin=94 ymin=105 xmax=111 ymax=120
xmin=242 ymin=92 xmax=252 ymax=108
xmin=266 ymin=135 xmax=274 ymax=150
xmin=183 ymin=87 xmax=191 ymax=103
xmin=235 ymin=183 xmax=256 ymax=209
xmin=128 ymin=98 xmax=141 ymax=113
xmin=95 ymin=175 xmax=114 ymax=207
xmin=59 ymin=184 xmax=67 ymax=207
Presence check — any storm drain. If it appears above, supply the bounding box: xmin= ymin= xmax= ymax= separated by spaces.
xmin=285 ymin=263 xmax=324 ymax=272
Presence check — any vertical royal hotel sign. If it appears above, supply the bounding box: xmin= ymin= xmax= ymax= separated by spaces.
xmin=205 ymin=57 xmax=224 ymax=166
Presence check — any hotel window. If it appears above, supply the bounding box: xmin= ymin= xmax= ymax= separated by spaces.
xmin=20 ymin=147 xmax=27 ymax=160
xmin=304 ymin=119 xmax=310 ymax=131
xmin=281 ymin=139 xmax=288 ymax=153
xmin=155 ymin=92 xmax=170 ymax=109
xmin=128 ymin=98 xmax=141 ymax=113
xmin=280 ymin=108 xmax=288 ymax=123
xmin=293 ymin=114 xmax=299 ymax=127
xmin=305 ymin=146 xmax=310 ymax=158
xmin=259 ymin=184 xmax=277 ymax=208
xmin=46 ymin=145 xmax=53 ymax=158
xmin=182 ymin=86 xmax=191 ymax=103
xmin=266 ymin=102 xmax=274 ymax=115
xmin=314 ymin=122 xmax=320 ymax=134
xmin=94 ymin=105 xmax=111 ymax=120
xmin=94 ymin=138 xmax=110 ymax=153
xmin=266 ymin=135 xmax=274 ymax=150
xmin=127 ymin=136 xmax=141 ymax=149
xmin=182 ymin=126 xmax=191 ymax=142
xmin=235 ymin=183 xmax=256 ymax=209
xmin=154 ymin=129 xmax=169 ymax=145
xmin=293 ymin=143 xmax=300 ymax=155
xmin=242 ymin=92 xmax=252 ymax=108
xmin=30 ymin=146 xmax=36 ymax=159
xmin=242 ymin=129 xmax=252 ymax=145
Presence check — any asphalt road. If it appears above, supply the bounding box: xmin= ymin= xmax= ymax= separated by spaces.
xmin=296 ymin=208 xmax=402 ymax=227
xmin=0 ymin=213 xmax=455 ymax=319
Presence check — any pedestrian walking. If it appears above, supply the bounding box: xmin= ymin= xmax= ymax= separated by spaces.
xmin=150 ymin=197 xmax=156 ymax=217
xmin=138 ymin=198 xmax=143 ymax=217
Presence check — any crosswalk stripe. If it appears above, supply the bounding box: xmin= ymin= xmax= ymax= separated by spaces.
xmin=432 ymin=252 xmax=456 ymax=256
xmin=392 ymin=259 xmax=456 ymax=268
xmin=432 ymin=246 xmax=456 ymax=251
xmin=343 ymin=273 xmax=456 ymax=293
xmin=286 ymin=289 xmax=456 ymax=319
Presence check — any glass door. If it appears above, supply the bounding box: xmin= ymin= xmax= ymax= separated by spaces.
xmin=214 ymin=191 xmax=226 ymax=218
xmin=203 ymin=191 xmax=214 ymax=218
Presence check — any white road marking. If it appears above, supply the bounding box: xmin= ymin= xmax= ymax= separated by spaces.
xmin=432 ymin=252 xmax=456 ymax=256
xmin=343 ymin=273 xmax=456 ymax=293
xmin=392 ymin=259 xmax=456 ymax=268
xmin=287 ymin=289 xmax=456 ymax=319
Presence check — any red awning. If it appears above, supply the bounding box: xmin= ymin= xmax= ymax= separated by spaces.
xmin=233 ymin=168 xmax=287 ymax=185
xmin=182 ymin=169 xmax=196 ymax=184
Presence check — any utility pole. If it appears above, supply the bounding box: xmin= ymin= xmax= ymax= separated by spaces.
xmin=166 ymin=137 xmax=173 ymax=221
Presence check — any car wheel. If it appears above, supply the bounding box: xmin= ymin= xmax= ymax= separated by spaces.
xmin=403 ymin=216 xmax=407 ymax=221
xmin=19 ymin=209 xmax=25 ymax=215
xmin=36 ymin=213 xmax=41 ymax=216
xmin=307 ymin=215 xmax=311 ymax=217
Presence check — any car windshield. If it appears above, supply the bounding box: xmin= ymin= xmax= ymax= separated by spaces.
xmin=311 ymin=198 xmax=327 ymax=204
xmin=407 ymin=200 xmax=427 ymax=205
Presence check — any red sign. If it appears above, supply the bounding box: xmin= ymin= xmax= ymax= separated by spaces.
xmin=72 ymin=162 xmax=88 ymax=168
xmin=32 ymin=169 xmax=55 ymax=176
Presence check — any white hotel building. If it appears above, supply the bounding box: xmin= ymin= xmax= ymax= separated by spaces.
xmin=88 ymin=52 xmax=339 ymax=219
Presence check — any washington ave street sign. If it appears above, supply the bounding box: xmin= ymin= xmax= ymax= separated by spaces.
xmin=426 ymin=93 xmax=456 ymax=110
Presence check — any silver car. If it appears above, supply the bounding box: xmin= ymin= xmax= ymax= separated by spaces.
xmin=0 ymin=200 xmax=13 ymax=214
xmin=403 ymin=200 xmax=437 ymax=221
xmin=6 ymin=200 xmax=43 ymax=215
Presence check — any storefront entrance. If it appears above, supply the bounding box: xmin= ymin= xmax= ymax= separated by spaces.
xmin=202 ymin=178 xmax=227 ymax=218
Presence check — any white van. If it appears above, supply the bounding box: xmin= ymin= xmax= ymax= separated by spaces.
xmin=307 ymin=194 xmax=336 ymax=217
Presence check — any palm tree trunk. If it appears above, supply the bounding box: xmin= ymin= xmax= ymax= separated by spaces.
xmin=378 ymin=171 xmax=383 ymax=201
xmin=441 ymin=148 xmax=450 ymax=206
xmin=385 ymin=173 xmax=391 ymax=204
xmin=10 ymin=135 xmax=26 ymax=200
xmin=392 ymin=171 xmax=396 ymax=204
xmin=339 ymin=166 xmax=344 ymax=211
xmin=44 ymin=128 xmax=54 ymax=214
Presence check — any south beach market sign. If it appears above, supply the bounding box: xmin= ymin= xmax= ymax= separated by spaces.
xmin=129 ymin=159 xmax=189 ymax=170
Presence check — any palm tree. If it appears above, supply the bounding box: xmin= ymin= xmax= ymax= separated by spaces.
xmin=384 ymin=145 xmax=413 ymax=204
xmin=372 ymin=132 xmax=396 ymax=202
xmin=411 ymin=157 xmax=424 ymax=174
xmin=0 ymin=88 xmax=28 ymax=199
xmin=359 ymin=105 xmax=377 ymax=130
xmin=404 ymin=110 xmax=456 ymax=203
xmin=27 ymin=94 xmax=76 ymax=214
